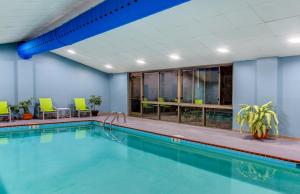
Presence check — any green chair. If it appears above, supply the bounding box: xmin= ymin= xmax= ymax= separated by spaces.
xmin=195 ymin=99 xmax=203 ymax=105
xmin=188 ymin=99 xmax=203 ymax=122
xmin=39 ymin=98 xmax=58 ymax=120
xmin=158 ymin=97 xmax=172 ymax=110
xmin=142 ymin=98 xmax=155 ymax=113
xmin=0 ymin=101 xmax=11 ymax=122
xmin=74 ymin=98 xmax=92 ymax=118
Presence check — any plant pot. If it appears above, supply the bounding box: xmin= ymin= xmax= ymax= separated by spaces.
xmin=23 ymin=113 xmax=33 ymax=120
xmin=253 ymin=129 xmax=269 ymax=139
xmin=91 ymin=110 xmax=99 ymax=116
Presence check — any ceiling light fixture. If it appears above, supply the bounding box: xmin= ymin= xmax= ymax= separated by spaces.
xmin=67 ymin=49 xmax=76 ymax=55
xmin=136 ymin=59 xmax=146 ymax=65
xmin=288 ymin=37 xmax=300 ymax=44
xmin=169 ymin=54 xmax=181 ymax=60
xmin=217 ymin=48 xmax=230 ymax=53
xmin=105 ymin=64 xmax=113 ymax=69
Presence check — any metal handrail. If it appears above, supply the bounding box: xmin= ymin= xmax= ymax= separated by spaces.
xmin=117 ymin=112 xmax=126 ymax=123
xmin=101 ymin=112 xmax=127 ymax=143
xmin=102 ymin=112 xmax=117 ymax=126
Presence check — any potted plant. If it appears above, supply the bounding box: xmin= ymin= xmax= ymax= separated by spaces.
xmin=19 ymin=98 xmax=33 ymax=120
xmin=11 ymin=105 xmax=21 ymax=120
xmin=88 ymin=95 xmax=102 ymax=116
xmin=236 ymin=101 xmax=279 ymax=139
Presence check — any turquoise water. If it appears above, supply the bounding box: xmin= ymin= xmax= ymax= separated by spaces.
xmin=0 ymin=123 xmax=299 ymax=194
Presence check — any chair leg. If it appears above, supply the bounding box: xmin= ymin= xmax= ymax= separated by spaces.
xmin=9 ymin=114 xmax=11 ymax=123
xmin=43 ymin=112 xmax=45 ymax=120
xmin=90 ymin=111 xmax=92 ymax=117
xmin=78 ymin=111 xmax=80 ymax=118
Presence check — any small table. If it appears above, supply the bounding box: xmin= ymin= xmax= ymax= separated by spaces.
xmin=56 ymin=108 xmax=71 ymax=119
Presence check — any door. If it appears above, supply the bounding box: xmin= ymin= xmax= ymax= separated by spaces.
xmin=129 ymin=73 xmax=142 ymax=116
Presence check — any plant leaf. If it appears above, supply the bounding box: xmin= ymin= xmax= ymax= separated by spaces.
xmin=265 ymin=113 xmax=272 ymax=128
xmin=261 ymin=125 xmax=267 ymax=136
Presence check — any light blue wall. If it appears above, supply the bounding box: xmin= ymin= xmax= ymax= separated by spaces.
xmin=0 ymin=43 xmax=123 ymax=113
xmin=233 ymin=60 xmax=257 ymax=126
xmin=256 ymin=58 xmax=278 ymax=105
xmin=0 ymin=44 xmax=18 ymax=104
xmin=278 ymin=56 xmax=300 ymax=138
xmin=33 ymin=53 xmax=111 ymax=111
xmin=109 ymin=73 xmax=128 ymax=114
xmin=233 ymin=56 xmax=300 ymax=137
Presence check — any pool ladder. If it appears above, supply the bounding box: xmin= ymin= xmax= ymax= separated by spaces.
xmin=102 ymin=112 xmax=126 ymax=142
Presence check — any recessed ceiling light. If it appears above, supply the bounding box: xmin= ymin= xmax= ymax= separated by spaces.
xmin=169 ymin=54 xmax=181 ymax=60
xmin=288 ymin=37 xmax=300 ymax=44
xmin=67 ymin=49 xmax=76 ymax=55
xmin=217 ymin=48 xmax=230 ymax=53
xmin=105 ymin=64 xmax=113 ymax=69
xmin=136 ymin=59 xmax=146 ymax=65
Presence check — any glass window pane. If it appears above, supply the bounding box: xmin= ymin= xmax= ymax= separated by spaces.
xmin=205 ymin=67 xmax=219 ymax=104
xmin=194 ymin=69 xmax=205 ymax=104
xmin=205 ymin=109 xmax=232 ymax=129
xmin=130 ymin=74 xmax=141 ymax=113
xmin=220 ymin=66 xmax=233 ymax=105
xmin=144 ymin=73 xmax=158 ymax=101
xmin=181 ymin=107 xmax=203 ymax=126
xmin=160 ymin=105 xmax=178 ymax=122
xmin=159 ymin=71 xmax=178 ymax=102
xmin=182 ymin=70 xmax=193 ymax=103
xmin=143 ymin=104 xmax=158 ymax=120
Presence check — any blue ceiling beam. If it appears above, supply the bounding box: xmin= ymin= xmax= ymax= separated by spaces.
xmin=17 ymin=0 xmax=190 ymax=59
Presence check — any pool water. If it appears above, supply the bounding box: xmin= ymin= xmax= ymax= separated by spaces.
xmin=0 ymin=122 xmax=299 ymax=194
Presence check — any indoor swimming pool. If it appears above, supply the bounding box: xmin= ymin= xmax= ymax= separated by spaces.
xmin=0 ymin=122 xmax=299 ymax=194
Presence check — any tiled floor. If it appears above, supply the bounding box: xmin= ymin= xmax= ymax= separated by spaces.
xmin=1 ymin=116 xmax=300 ymax=163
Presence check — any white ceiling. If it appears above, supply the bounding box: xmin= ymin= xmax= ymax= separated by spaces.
xmin=2 ymin=0 xmax=300 ymax=73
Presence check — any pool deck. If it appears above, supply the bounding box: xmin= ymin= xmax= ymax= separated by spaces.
xmin=1 ymin=116 xmax=300 ymax=164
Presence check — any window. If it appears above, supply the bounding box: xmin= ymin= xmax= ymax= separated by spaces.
xmin=143 ymin=103 xmax=158 ymax=120
xmin=181 ymin=107 xmax=203 ymax=126
xmin=128 ymin=64 xmax=233 ymax=130
xmin=194 ymin=69 xmax=205 ymax=104
xmin=182 ymin=70 xmax=193 ymax=103
xmin=205 ymin=109 xmax=232 ymax=129
xmin=160 ymin=105 xmax=178 ymax=122
xmin=205 ymin=67 xmax=219 ymax=104
xmin=159 ymin=71 xmax=178 ymax=102
xmin=144 ymin=72 xmax=158 ymax=101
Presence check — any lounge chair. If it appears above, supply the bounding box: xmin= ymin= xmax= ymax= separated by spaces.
xmin=39 ymin=98 xmax=58 ymax=120
xmin=0 ymin=101 xmax=11 ymax=122
xmin=74 ymin=98 xmax=92 ymax=118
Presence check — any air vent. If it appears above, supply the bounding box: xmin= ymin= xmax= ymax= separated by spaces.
xmin=18 ymin=0 xmax=190 ymax=59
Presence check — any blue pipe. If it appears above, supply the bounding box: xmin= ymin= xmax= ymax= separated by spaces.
xmin=17 ymin=0 xmax=190 ymax=59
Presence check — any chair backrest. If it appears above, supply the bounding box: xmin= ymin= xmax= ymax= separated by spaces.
xmin=143 ymin=97 xmax=150 ymax=108
xmin=195 ymin=99 xmax=203 ymax=105
xmin=158 ymin=97 xmax=165 ymax=103
xmin=0 ymin=101 xmax=9 ymax=114
xmin=74 ymin=98 xmax=87 ymax=111
xmin=39 ymin=98 xmax=54 ymax=112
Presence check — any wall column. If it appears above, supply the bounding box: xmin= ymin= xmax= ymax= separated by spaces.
xmin=256 ymin=57 xmax=278 ymax=106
